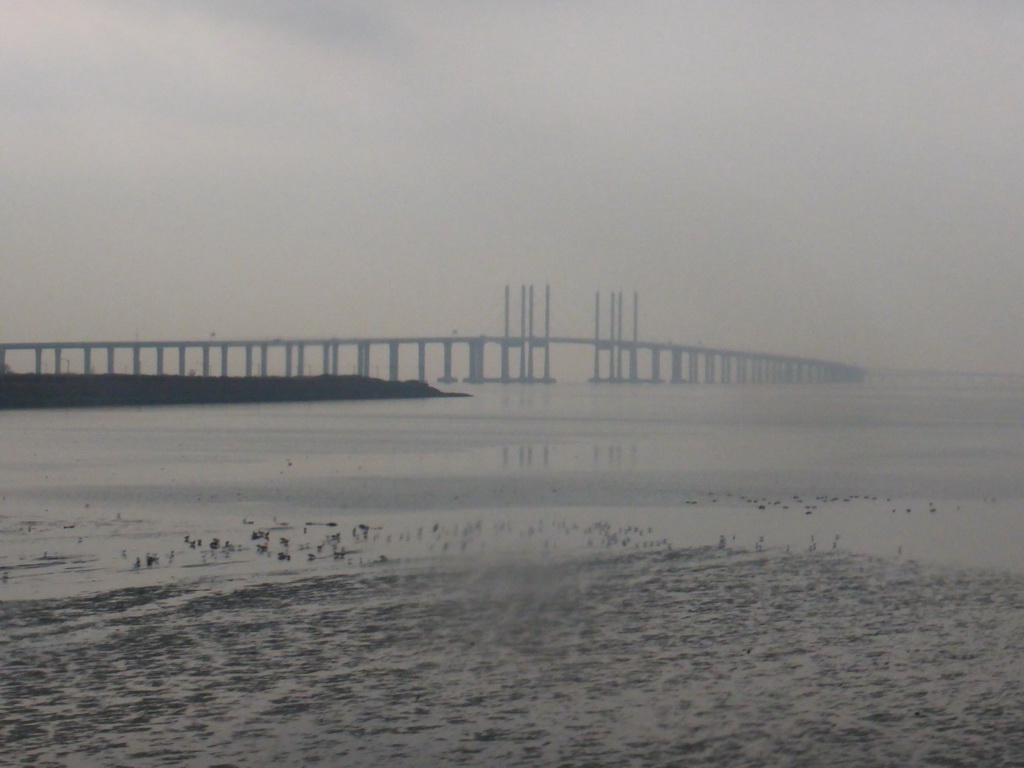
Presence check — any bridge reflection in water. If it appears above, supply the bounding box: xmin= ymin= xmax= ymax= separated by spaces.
xmin=0 ymin=286 xmax=864 ymax=385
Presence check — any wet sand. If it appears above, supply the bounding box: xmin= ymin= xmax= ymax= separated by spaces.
xmin=4 ymin=540 xmax=1024 ymax=767
xmin=4 ymin=496 xmax=1024 ymax=767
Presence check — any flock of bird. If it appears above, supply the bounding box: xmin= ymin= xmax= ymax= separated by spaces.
xmin=6 ymin=489 xmax=957 ymax=589
xmin=114 ymin=514 xmax=684 ymax=576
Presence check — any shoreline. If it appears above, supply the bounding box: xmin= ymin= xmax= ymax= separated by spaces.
xmin=0 ymin=373 xmax=468 ymax=409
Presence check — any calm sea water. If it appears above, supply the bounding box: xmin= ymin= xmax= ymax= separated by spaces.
xmin=3 ymin=382 xmax=1024 ymax=766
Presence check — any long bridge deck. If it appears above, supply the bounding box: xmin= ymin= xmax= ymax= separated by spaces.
xmin=0 ymin=334 xmax=864 ymax=385
xmin=0 ymin=285 xmax=866 ymax=385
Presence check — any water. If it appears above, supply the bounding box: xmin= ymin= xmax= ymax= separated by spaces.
xmin=3 ymin=382 xmax=1024 ymax=766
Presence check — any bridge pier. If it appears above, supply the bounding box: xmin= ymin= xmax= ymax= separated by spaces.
xmin=464 ymin=339 xmax=482 ymax=383
xmin=670 ymin=349 xmax=682 ymax=383
xmin=500 ymin=340 xmax=511 ymax=382
xmin=440 ymin=341 xmax=456 ymax=383
xmin=356 ymin=342 xmax=370 ymax=377
xmin=612 ymin=291 xmax=620 ymax=380
xmin=502 ymin=285 xmax=512 ymax=383
xmin=389 ymin=342 xmax=400 ymax=381
xmin=649 ymin=347 xmax=662 ymax=383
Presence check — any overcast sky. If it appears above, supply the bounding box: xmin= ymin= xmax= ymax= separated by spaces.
xmin=2 ymin=1 xmax=1022 ymax=374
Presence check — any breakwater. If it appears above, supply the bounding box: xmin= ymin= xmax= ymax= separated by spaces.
xmin=0 ymin=373 xmax=466 ymax=409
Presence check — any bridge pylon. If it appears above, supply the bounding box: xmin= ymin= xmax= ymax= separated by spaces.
xmin=463 ymin=284 xmax=555 ymax=384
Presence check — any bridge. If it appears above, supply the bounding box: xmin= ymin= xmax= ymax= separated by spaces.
xmin=0 ymin=286 xmax=865 ymax=385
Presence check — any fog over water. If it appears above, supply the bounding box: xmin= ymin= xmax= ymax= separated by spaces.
xmin=3 ymin=382 xmax=1024 ymax=766
xmin=3 ymin=2 xmax=1024 ymax=373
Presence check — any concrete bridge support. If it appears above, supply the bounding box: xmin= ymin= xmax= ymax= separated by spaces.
xmin=670 ymin=349 xmax=682 ymax=383
xmin=500 ymin=340 xmax=511 ymax=382
xmin=389 ymin=342 xmax=400 ymax=381
xmin=440 ymin=341 xmax=455 ymax=383
xmin=464 ymin=340 xmax=483 ymax=383
xmin=356 ymin=342 xmax=371 ymax=378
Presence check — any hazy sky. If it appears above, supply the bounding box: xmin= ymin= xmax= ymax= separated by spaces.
xmin=3 ymin=1 xmax=1023 ymax=373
